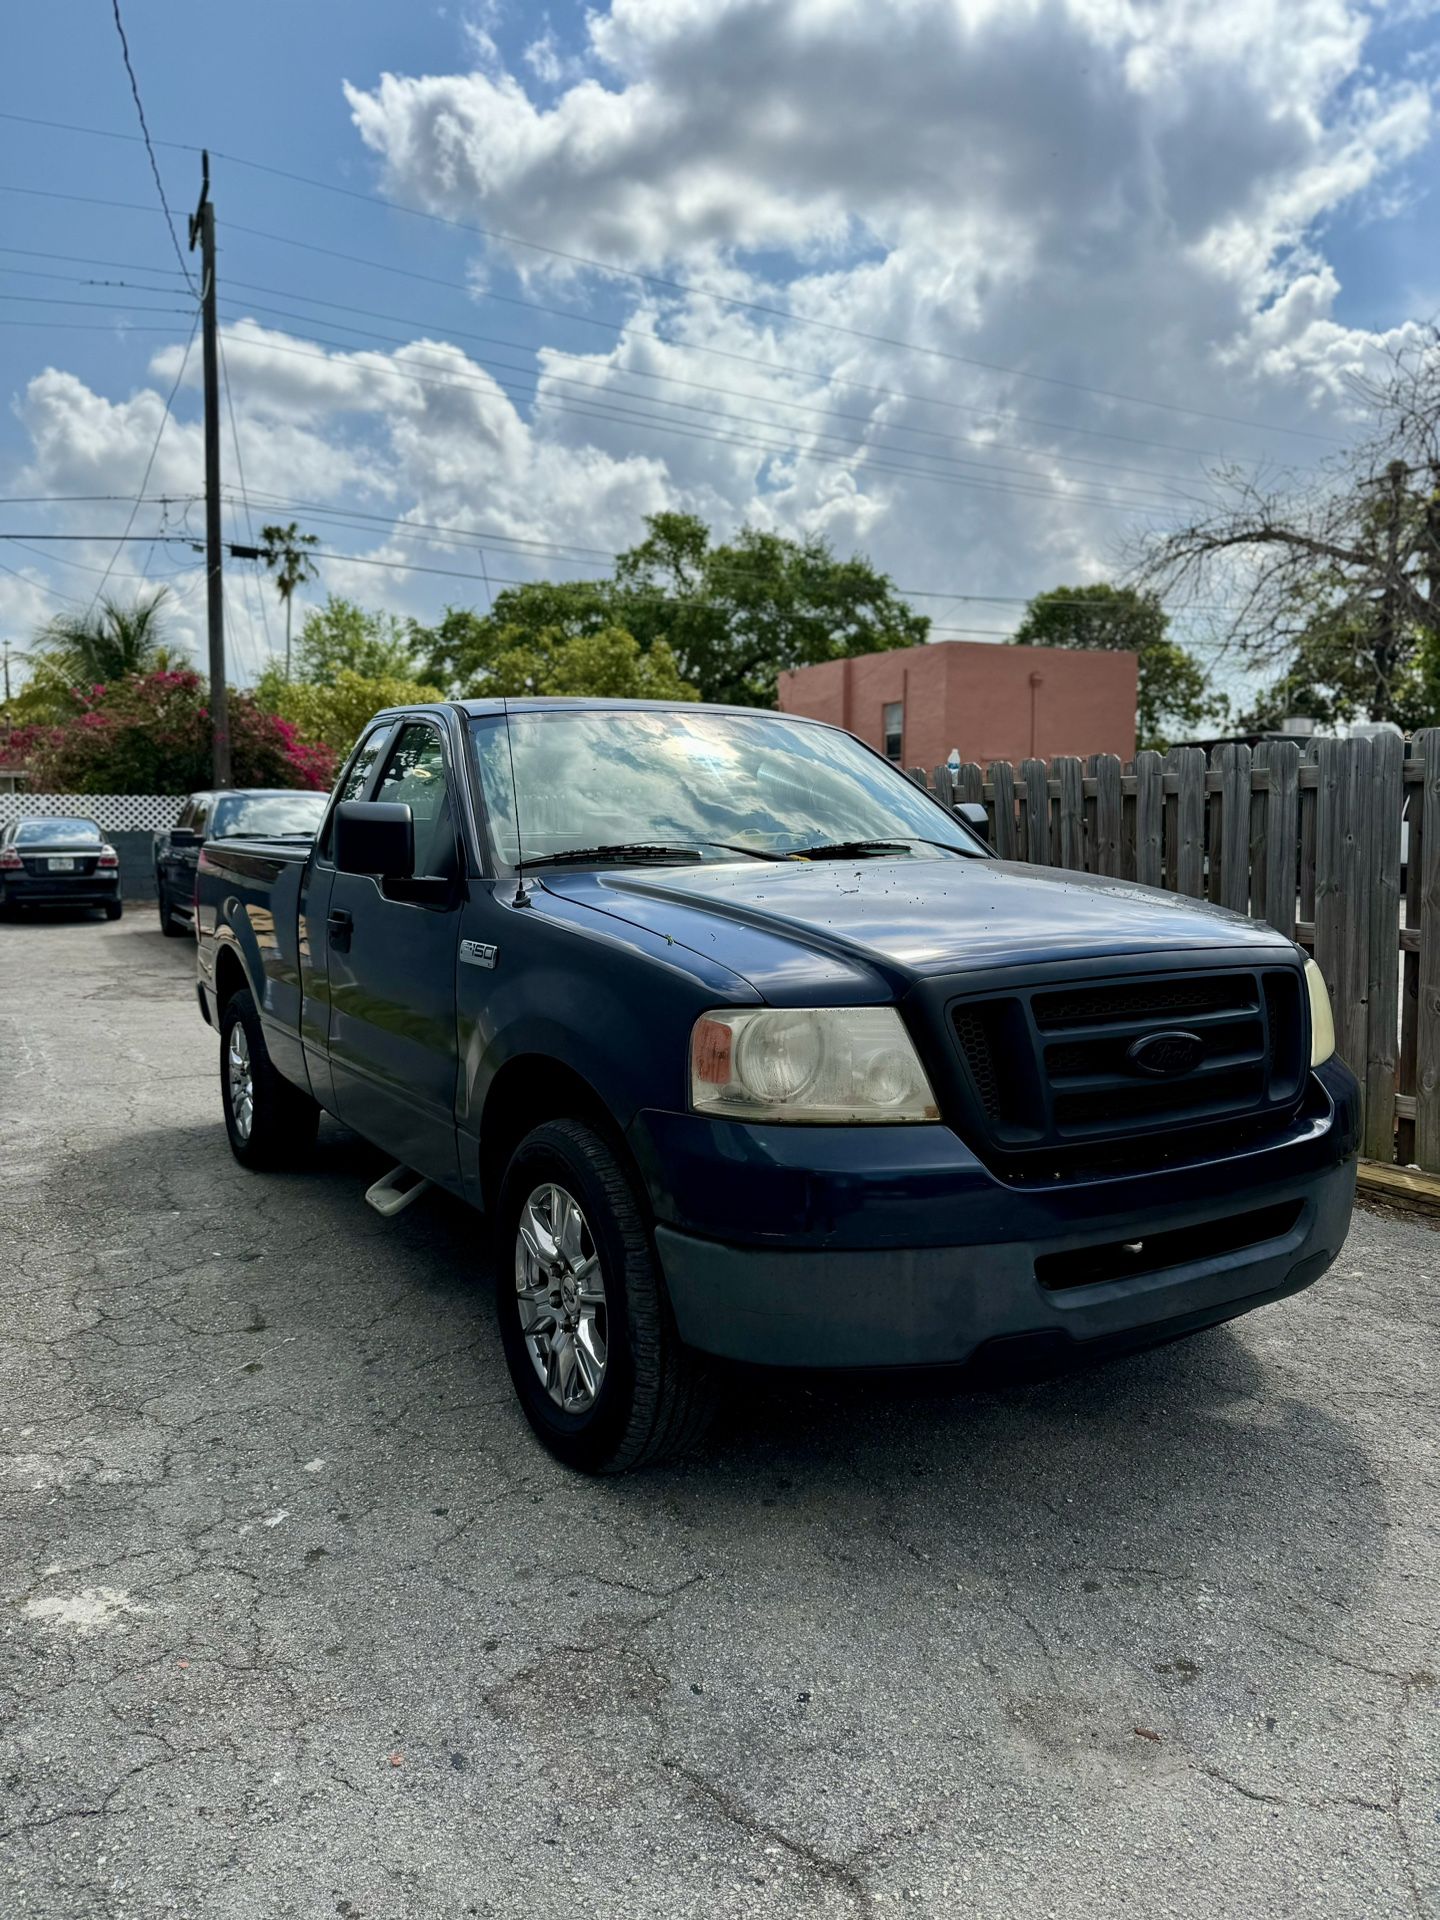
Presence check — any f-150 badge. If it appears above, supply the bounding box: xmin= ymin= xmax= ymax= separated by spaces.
xmin=459 ymin=939 xmax=499 ymax=969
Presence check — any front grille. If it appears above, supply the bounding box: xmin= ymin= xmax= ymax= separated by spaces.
xmin=949 ymin=964 xmax=1307 ymax=1161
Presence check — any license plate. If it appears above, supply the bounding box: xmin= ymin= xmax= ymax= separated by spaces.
xmin=47 ymin=857 xmax=75 ymax=872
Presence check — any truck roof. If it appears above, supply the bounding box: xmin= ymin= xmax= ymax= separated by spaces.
xmin=411 ymin=697 xmax=834 ymax=723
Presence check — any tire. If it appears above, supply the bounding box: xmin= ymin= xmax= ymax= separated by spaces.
xmin=496 ymin=1118 xmax=713 ymax=1473
xmin=219 ymin=985 xmax=320 ymax=1170
xmin=104 ymin=900 xmax=123 ymax=922
xmin=158 ymin=884 xmax=184 ymax=936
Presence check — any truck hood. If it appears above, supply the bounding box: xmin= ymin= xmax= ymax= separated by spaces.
xmin=543 ymin=855 xmax=1293 ymax=998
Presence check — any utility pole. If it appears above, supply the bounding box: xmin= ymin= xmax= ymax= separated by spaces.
xmin=188 ymin=153 xmax=230 ymax=785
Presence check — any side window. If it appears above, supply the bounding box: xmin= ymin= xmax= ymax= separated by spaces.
xmin=373 ymin=723 xmax=457 ymax=880
xmin=192 ymin=799 xmax=211 ymax=838
xmin=320 ymin=725 xmax=392 ymax=859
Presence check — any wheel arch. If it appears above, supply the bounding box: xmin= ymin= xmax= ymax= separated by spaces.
xmin=478 ymin=1054 xmax=636 ymax=1213
xmin=213 ymin=940 xmax=250 ymax=1012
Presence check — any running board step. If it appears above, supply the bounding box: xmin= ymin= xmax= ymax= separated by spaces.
xmin=364 ymin=1165 xmax=433 ymax=1217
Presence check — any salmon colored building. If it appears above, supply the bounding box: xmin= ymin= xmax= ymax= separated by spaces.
xmin=777 ymin=641 xmax=1137 ymax=770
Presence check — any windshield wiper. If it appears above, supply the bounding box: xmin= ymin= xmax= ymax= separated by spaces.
xmin=780 ymin=837 xmax=967 ymax=860
xmin=521 ymin=842 xmax=707 ymax=870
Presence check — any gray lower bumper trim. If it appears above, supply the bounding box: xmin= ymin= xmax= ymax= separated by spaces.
xmin=655 ymin=1158 xmax=1356 ymax=1369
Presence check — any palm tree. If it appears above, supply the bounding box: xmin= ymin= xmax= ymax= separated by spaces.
xmin=260 ymin=523 xmax=320 ymax=680
xmin=35 ymin=588 xmax=171 ymax=684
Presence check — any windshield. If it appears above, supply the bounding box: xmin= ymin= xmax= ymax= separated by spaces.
xmin=210 ymin=793 xmax=328 ymax=839
xmin=16 ymin=817 xmax=101 ymax=843
xmin=469 ymin=708 xmax=983 ymax=866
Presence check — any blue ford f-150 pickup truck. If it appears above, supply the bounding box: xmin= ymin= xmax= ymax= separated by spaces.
xmin=194 ymin=698 xmax=1357 ymax=1472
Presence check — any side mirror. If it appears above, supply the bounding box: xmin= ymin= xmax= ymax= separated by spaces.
xmin=169 ymin=827 xmax=201 ymax=848
xmin=955 ymin=800 xmax=990 ymax=842
xmin=334 ymin=800 xmax=415 ymax=877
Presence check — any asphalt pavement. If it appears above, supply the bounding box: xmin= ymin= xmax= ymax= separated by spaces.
xmin=1 ymin=912 xmax=1437 ymax=1919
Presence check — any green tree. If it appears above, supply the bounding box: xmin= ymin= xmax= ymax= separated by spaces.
xmin=260 ymin=522 xmax=320 ymax=679
xmin=480 ymin=626 xmax=697 ymax=700
xmin=411 ymin=513 xmax=927 ymax=707
xmin=1013 ymin=582 xmax=1224 ymax=751
xmin=295 ymin=595 xmax=417 ymax=684
xmin=32 ymin=588 xmax=173 ymax=686
xmin=256 ymin=665 xmax=446 ymax=759
xmin=1140 ymin=335 xmax=1440 ymax=727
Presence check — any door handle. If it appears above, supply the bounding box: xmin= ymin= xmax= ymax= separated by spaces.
xmin=327 ymin=907 xmax=354 ymax=949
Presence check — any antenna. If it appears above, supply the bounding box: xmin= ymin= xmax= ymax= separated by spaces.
xmin=501 ymin=694 xmax=532 ymax=907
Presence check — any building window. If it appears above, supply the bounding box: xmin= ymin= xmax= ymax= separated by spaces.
xmin=882 ymin=701 xmax=903 ymax=763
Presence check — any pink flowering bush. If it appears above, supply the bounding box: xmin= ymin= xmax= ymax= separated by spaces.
xmin=17 ymin=671 xmax=337 ymax=794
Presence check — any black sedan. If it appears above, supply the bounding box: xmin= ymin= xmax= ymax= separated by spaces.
xmin=0 ymin=816 xmax=123 ymax=919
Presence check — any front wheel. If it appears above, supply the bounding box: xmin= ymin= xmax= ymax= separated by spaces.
xmin=219 ymin=986 xmax=319 ymax=1169
xmin=496 ymin=1119 xmax=713 ymax=1473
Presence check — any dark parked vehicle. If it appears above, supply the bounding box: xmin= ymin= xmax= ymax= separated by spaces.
xmin=194 ymin=700 xmax=1357 ymax=1473
xmin=0 ymin=815 xmax=122 ymax=919
xmin=155 ymin=789 xmax=327 ymax=935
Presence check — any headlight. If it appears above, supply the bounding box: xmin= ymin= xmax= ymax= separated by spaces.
xmin=1304 ymin=957 xmax=1335 ymax=1067
xmin=690 ymin=1007 xmax=939 ymax=1123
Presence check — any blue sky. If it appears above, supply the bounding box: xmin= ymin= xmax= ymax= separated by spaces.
xmin=3 ymin=1 xmax=1438 ymax=694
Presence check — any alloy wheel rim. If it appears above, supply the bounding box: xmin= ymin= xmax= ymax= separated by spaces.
xmin=514 ymin=1182 xmax=607 ymax=1413
xmin=227 ymin=1023 xmax=254 ymax=1143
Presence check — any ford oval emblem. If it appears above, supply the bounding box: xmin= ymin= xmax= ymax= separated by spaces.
xmin=1127 ymin=1030 xmax=1204 ymax=1078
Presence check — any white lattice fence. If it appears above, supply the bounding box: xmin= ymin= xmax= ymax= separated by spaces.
xmin=0 ymin=793 xmax=184 ymax=832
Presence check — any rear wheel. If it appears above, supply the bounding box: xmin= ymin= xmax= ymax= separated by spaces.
xmin=104 ymin=900 xmax=122 ymax=922
xmin=219 ymin=986 xmax=319 ymax=1169
xmin=495 ymin=1118 xmax=713 ymax=1473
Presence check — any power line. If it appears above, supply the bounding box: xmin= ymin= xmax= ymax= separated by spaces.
xmin=0 ymin=320 xmax=188 ymax=334
xmin=208 ymin=278 xmax=1210 ymax=496
xmin=108 ymin=0 xmax=195 ymax=293
xmin=0 ymin=242 xmax=186 ymax=275
xmin=208 ymin=324 xmax=1186 ymax=515
xmin=0 ymin=257 xmax=1221 ymax=489
xmin=84 ymin=306 xmax=201 ymax=614
xmin=0 ymin=554 xmax=88 ymax=605
xmin=0 ymin=113 xmax=1343 ymax=446
xmin=0 ymin=528 xmax=1252 ymax=647
xmin=217 ymin=327 xmax=272 ymax=677
xmin=220 ymin=218 xmax=1266 ymax=469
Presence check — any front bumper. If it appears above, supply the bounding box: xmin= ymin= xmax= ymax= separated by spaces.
xmin=635 ymin=1059 xmax=1360 ymax=1370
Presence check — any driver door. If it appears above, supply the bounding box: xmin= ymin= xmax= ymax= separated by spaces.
xmin=324 ymin=719 xmax=464 ymax=1187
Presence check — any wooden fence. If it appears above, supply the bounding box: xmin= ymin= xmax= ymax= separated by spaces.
xmin=910 ymin=733 xmax=1439 ymax=1171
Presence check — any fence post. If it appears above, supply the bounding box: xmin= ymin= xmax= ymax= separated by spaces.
xmin=1363 ymin=731 xmax=1403 ymax=1164
xmin=1021 ymin=757 xmax=1050 ymax=864
xmin=1093 ymin=754 xmax=1124 ymax=877
xmin=930 ymin=764 xmax=955 ymax=809
xmin=1399 ymin=735 xmax=1427 ymax=1164
xmin=1214 ymin=742 xmax=1252 ymax=915
xmin=1055 ymin=757 xmax=1085 ymax=870
xmin=1298 ymin=741 xmax=1320 ymax=935
xmin=907 ymin=766 xmax=929 ymax=790
xmin=1165 ymin=747 xmax=1205 ymax=898
xmin=1314 ymin=736 xmax=1372 ymax=1106
xmin=1415 ymin=730 xmax=1440 ymax=1169
xmin=1133 ymin=751 xmax=1163 ymax=888
xmin=988 ymin=761 xmax=1017 ymax=859
xmin=1252 ymin=739 xmax=1299 ymax=941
